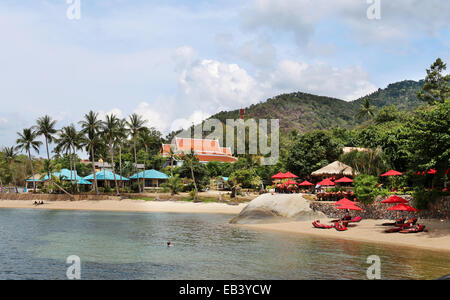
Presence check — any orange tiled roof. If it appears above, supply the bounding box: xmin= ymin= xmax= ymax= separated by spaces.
xmin=161 ymin=138 xmax=237 ymax=163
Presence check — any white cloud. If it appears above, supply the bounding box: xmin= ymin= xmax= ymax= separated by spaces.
xmin=269 ymin=60 xmax=377 ymax=100
xmin=242 ymin=0 xmax=450 ymax=46
xmin=0 ymin=118 xmax=8 ymax=126
xmin=170 ymin=111 xmax=212 ymax=132
xmin=98 ymin=108 xmax=124 ymax=121
xmin=179 ymin=59 xmax=264 ymax=113
xmin=133 ymin=102 xmax=171 ymax=133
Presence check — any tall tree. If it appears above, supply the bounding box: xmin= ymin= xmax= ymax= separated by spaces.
xmin=356 ymin=98 xmax=377 ymax=120
xmin=79 ymin=111 xmax=103 ymax=194
xmin=127 ymin=114 xmax=146 ymax=193
xmin=139 ymin=128 xmax=153 ymax=192
xmin=2 ymin=147 xmax=19 ymax=192
xmin=56 ymin=124 xmax=82 ymax=192
xmin=102 ymin=114 xmax=121 ymax=196
xmin=418 ymin=58 xmax=450 ymax=104
xmin=183 ymin=153 xmax=199 ymax=202
xmin=116 ymin=119 xmax=128 ymax=188
xmin=166 ymin=147 xmax=180 ymax=178
xmin=35 ymin=116 xmax=57 ymax=179
xmin=16 ymin=128 xmax=42 ymax=193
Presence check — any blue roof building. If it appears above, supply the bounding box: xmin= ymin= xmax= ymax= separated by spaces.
xmin=129 ymin=170 xmax=169 ymax=188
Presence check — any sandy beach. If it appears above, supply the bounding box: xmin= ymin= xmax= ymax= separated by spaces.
xmin=0 ymin=199 xmax=247 ymax=215
xmin=239 ymin=218 xmax=450 ymax=253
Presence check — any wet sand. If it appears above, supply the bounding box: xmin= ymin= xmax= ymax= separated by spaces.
xmin=238 ymin=218 xmax=450 ymax=253
xmin=0 ymin=199 xmax=247 ymax=215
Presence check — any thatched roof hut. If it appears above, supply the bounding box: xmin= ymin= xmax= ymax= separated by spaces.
xmin=311 ymin=161 xmax=358 ymax=177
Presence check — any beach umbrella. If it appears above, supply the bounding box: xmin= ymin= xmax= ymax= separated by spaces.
xmin=317 ymin=178 xmax=335 ymax=186
xmin=427 ymin=168 xmax=437 ymax=175
xmin=336 ymin=203 xmax=362 ymax=211
xmin=283 ymin=180 xmax=298 ymax=185
xmin=381 ymin=170 xmax=402 ymax=177
xmin=334 ymin=198 xmax=358 ymax=206
xmin=272 ymin=172 xmax=286 ymax=179
xmin=335 ymin=176 xmax=353 ymax=183
xmin=299 ymin=180 xmax=314 ymax=186
xmin=381 ymin=195 xmax=408 ymax=204
xmin=284 ymin=172 xmax=298 ymax=179
xmin=387 ymin=203 xmax=419 ymax=212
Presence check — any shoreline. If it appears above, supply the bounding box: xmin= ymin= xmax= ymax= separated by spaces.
xmin=238 ymin=218 xmax=450 ymax=253
xmin=1 ymin=199 xmax=449 ymax=253
xmin=0 ymin=199 xmax=247 ymax=215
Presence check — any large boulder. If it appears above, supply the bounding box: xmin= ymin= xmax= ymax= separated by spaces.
xmin=230 ymin=193 xmax=326 ymax=224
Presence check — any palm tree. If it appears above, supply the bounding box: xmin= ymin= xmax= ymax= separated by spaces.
xmin=356 ymin=98 xmax=376 ymax=120
xmin=116 ymin=119 xmax=128 ymax=189
xmin=35 ymin=116 xmax=57 ymax=179
xmin=183 ymin=153 xmax=199 ymax=202
xmin=139 ymin=128 xmax=155 ymax=192
xmin=16 ymin=128 xmax=42 ymax=193
xmin=161 ymin=174 xmax=183 ymax=195
xmin=2 ymin=146 xmax=19 ymax=193
xmin=166 ymin=147 xmax=180 ymax=178
xmin=102 ymin=114 xmax=120 ymax=196
xmin=79 ymin=111 xmax=103 ymax=194
xmin=127 ymin=114 xmax=146 ymax=193
xmin=56 ymin=124 xmax=82 ymax=192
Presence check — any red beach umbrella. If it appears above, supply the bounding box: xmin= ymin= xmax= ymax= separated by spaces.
xmin=335 ymin=176 xmax=354 ymax=183
xmin=381 ymin=195 xmax=408 ymax=204
xmin=284 ymin=172 xmax=298 ymax=178
xmin=272 ymin=172 xmax=286 ymax=179
xmin=336 ymin=203 xmax=362 ymax=211
xmin=299 ymin=180 xmax=314 ymax=186
xmin=427 ymin=169 xmax=437 ymax=175
xmin=334 ymin=198 xmax=358 ymax=206
xmin=317 ymin=178 xmax=335 ymax=186
xmin=284 ymin=180 xmax=298 ymax=185
xmin=381 ymin=170 xmax=402 ymax=176
xmin=387 ymin=203 xmax=419 ymax=212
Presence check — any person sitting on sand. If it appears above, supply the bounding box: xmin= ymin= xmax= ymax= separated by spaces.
xmin=33 ymin=201 xmax=38 ymax=206
xmin=40 ymin=201 xmax=44 ymax=205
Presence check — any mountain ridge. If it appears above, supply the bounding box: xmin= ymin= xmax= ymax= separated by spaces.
xmin=208 ymin=79 xmax=424 ymax=133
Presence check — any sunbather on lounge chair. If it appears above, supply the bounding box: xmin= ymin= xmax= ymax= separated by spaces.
xmin=334 ymin=221 xmax=348 ymax=231
xmin=399 ymin=224 xmax=425 ymax=233
xmin=312 ymin=220 xmax=334 ymax=229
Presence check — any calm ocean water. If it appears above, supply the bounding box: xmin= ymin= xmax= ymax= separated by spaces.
xmin=0 ymin=208 xmax=448 ymax=280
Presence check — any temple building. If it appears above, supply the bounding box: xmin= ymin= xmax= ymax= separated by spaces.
xmin=161 ymin=137 xmax=238 ymax=166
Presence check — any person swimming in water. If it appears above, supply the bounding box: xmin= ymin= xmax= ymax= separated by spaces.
xmin=167 ymin=242 xmax=174 ymax=247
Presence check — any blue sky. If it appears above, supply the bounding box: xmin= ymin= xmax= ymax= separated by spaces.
xmin=0 ymin=0 xmax=449 ymax=155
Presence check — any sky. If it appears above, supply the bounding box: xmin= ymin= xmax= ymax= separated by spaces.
xmin=0 ymin=0 xmax=449 ymax=154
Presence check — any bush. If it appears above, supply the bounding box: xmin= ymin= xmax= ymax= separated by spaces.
xmin=131 ymin=182 xmax=140 ymax=193
xmin=161 ymin=174 xmax=184 ymax=195
xmin=412 ymin=189 xmax=441 ymax=210
xmin=354 ymin=174 xmax=379 ymax=203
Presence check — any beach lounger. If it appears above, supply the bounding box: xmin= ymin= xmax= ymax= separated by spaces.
xmin=384 ymin=222 xmax=413 ymax=233
xmin=312 ymin=220 xmax=334 ymax=229
xmin=348 ymin=216 xmax=362 ymax=223
xmin=399 ymin=224 xmax=425 ymax=233
xmin=334 ymin=222 xmax=348 ymax=231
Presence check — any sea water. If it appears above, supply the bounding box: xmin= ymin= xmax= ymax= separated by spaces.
xmin=0 ymin=208 xmax=448 ymax=280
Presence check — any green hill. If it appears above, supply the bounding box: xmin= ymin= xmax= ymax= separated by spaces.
xmin=354 ymin=80 xmax=424 ymax=110
xmin=209 ymin=80 xmax=424 ymax=133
